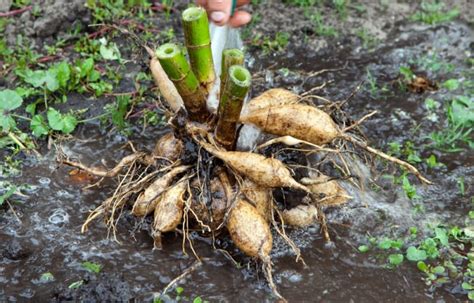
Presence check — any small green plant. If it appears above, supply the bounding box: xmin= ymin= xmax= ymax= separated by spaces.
xmin=332 ymin=0 xmax=348 ymax=19
xmin=253 ymin=32 xmax=289 ymax=54
xmin=82 ymin=261 xmax=102 ymax=273
xmin=308 ymin=12 xmax=338 ymax=37
xmin=358 ymin=212 xmax=474 ymax=300
xmin=411 ymin=1 xmax=459 ymax=25
xmin=430 ymin=96 xmax=473 ymax=152
xmin=355 ymin=28 xmax=378 ymax=49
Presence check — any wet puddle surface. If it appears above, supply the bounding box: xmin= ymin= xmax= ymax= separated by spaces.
xmin=1 ymin=18 xmax=473 ymax=303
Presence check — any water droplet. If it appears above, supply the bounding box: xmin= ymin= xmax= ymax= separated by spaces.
xmin=48 ymin=209 xmax=69 ymax=225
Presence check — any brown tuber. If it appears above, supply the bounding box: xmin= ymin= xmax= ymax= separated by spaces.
xmin=301 ymin=176 xmax=350 ymax=207
xmin=241 ymin=179 xmax=272 ymax=222
xmin=153 ymin=132 xmax=184 ymax=162
xmin=132 ymin=166 xmax=189 ymax=217
xmin=281 ymin=204 xmax=318 ymax=228
xmin=196 ymin=139 xmax=309 ymax=192
xmin=227 ymin=198 xmax=272 ymax=258
xmin=240 ymin=103 xmax=339 ymax=145
xmin=245 ymin=88 xmax=299 ymax=113
xmin=152 ymin=180 xmax=188 ymax=249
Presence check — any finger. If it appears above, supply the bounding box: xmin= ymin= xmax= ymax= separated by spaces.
xmin=207 ymin=0 xmax=231 ymax=13
xmin=228 ymin=10 xmax=251 ymax=28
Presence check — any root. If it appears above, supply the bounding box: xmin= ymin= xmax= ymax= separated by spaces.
xmin=257 ymin=135 xmax=340 ymax=154
xmin=62 ymin=152 xmax=146 ymax=177
xmin=272 ymin=206 xmax=306 ymax=266
xmin=342 ymin=134 xmax=432 ymax=185
xmin=262 ymin=257 xmax=286 ymax=302
xmin=161 ymin=260 xmax=202 ymax=296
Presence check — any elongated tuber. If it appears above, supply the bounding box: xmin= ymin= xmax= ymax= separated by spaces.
xmin=132 ymin=166 xmax=189 ymax=217
xmin=241 ymin=179 xmax=272 ymax=222
xmin=196 ymin=139 xmax=309 ymax=192
xmin=240 ymin=103 xmax=339 ymax=145
xmin=245 ymin=88 xmax=299 ymax=113
xmin=153 ymin=180 xmax=188 ymax=249
xmin=227 ymin=198 xmax=272 ymax=258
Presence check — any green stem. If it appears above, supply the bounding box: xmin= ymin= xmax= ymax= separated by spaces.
xmin=182 ymin=7 xmax=215 ymax=94
xmin=78 ymin=112 xmax=109 ymax=123
xmin=156 ymin=43 xmax=208 ymax=122
xmin=215 ymin=65 xmax=251 ymax=149
xmin=8 ymin=132 xmax=27 ymax=150
xmin=220 ymin=49 xmax=244 ymax=97
xmin=11 ymin=114 xmax=31 ymax=121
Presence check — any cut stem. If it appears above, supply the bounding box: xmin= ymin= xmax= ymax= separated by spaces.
xmin=182 ymin=7 xmax=215 ymax=94
xmin=215 ymin=65 xmax=251 ymax=149
xmin=220 ymin=49 xmax=244 ymax=97
xmin=156 ymin=43 xmax=209 ymax=122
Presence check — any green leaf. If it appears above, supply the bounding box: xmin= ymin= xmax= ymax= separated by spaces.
xmin=378 ymin=238 xmax=393 ymax=250
xmin=61 ymin=115 xmax=78 ymax=134
xmin=388 ymin=254 xmax=404 ymax=266
xmin=469 ymin=211 xmax=474 ymax=220
xmin=462 ymin=282 xmax=474 ymax=290
xmin=417 ymin=261 xmax=428 ymax=272
xmin=0 ymin=186 xmax=17 ymax=206
xmin=0 ymin=89 xmax=23 ymax=111
xmin=23 ymin=70 xmax=47 ymax=88
xmin=0 ymin=112 xmax=17 ymax=132
xmin=193 ymin=297 xmax=203 ymax=303
xmin=80 ymin=58 xmax=95 ymax=78
xmin=47 ymin=108 xmax=78 ymax=134
xmin=68 ymin=280 xmax=84 ymax=289
xmin=30 ymin=115 xmax=49 ymax=137
xmin=54 ymin=61 xmax=71 ymax=89
xmin=435 ymin=227 xmax=449 ymax=247
xmin=442 ymin=79 xmax=460 ymax=91
xmin=468 ymin=291 xmax=474 ymax=300
xmin=410 ymin=226 xmax=418 ymax=235
xmin=99 ymin=39 xmax=121 ymax=61
xmin=450 ymin=96 xmax=474 ymax=126
xmin=45 ymin=69 xmax=60 ymax=92
xmin=47 ymin=108 xmax=64 ymax=131
xmin=82 ymin=261 xmax=102 ymax=273
xmin=176 ymin=287 xmax=184 ymax=295
xmin=432 ymin=265 xmax=445 ymax=275
xmin=358 ymin=245 xmax=369 ymax=253
xmin=40 ymin=272 xmax=55 ymax=282
xmin=406 ymin=246 xmax=427 ymax=261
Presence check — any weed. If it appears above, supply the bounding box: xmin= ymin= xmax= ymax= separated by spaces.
xmin=82 ymin=261 xmax=102 ymax=273
xmin=283 ymin=0 xmax=321 ymax=7
xmin=332 ymin=0 xmax=347 ymax=19
xmin=252 ymin=32 xmax=289 ymax=55
xmin=355 ymin=28 xmax=378 ymax=49
xmin=429 ymin=96 xmax=473 ymax=152
xmin=358 ymin=211 xmax=474 ymax=300
xmin=307 ymin=11 xmax=338 ymax=37
xmin=411 ymin=1 xmax=459 ymax=25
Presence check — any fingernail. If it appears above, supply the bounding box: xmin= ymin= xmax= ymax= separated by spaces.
xmin=211 ymin=11 xmax=226 ymax=22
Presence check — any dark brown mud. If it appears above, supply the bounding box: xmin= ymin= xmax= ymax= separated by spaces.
xmin=1 ymin=1 xmax=473 ymax=302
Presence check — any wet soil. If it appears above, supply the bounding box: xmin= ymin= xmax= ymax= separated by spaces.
xmin=1 ymin=1 xmax=473 ymax=302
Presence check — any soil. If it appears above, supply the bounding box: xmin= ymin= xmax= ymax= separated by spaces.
xmin=1 ymin=0 xmax=473 ymax=302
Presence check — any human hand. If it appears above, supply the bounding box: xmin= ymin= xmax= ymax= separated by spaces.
xmin=196 ymin=0 xmax=251 ymax=27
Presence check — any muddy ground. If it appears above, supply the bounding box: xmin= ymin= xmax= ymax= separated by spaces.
xmin=1 ymin=0 xmax=473 ymax=302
